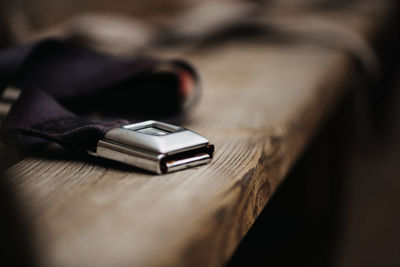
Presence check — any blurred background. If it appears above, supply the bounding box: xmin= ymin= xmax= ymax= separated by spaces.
xmin=1 ymin=0 xmax=400 ymax=266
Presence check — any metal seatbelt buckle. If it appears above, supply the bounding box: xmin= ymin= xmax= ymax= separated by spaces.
xmin=92 ymin=120 xmax=214 ymax=174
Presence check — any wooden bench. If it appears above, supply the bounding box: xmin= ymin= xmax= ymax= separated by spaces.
xmin=3 ymin=1 xmax=396 ymax=266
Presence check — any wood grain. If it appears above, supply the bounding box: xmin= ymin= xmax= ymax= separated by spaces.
xmin=4 ymin=3 xmax=392 ymax=266
xmin=5 ymin=43 xmax=350 ymax=267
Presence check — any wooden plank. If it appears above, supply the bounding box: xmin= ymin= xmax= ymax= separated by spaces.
xmin=4 ymin=2 xmax=394 ymax=265
xmin=6 ymin=43 xmax=352 ymax=267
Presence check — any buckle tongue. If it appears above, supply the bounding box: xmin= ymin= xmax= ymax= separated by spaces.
xmin=92 ymin=120 xmax=214 ymax=174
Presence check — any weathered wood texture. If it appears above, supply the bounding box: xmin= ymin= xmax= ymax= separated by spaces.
xmin=4 ymin=3 xmax=393 ymax=267
xmin=5 ymin=45 xmax=352 ymax=267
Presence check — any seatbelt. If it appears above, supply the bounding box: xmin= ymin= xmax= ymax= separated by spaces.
xmin=0 ymin=39 xmax=214 ymax=174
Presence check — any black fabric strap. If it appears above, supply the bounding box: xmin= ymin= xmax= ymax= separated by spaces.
xmin=0 ymin=39 xmax=199 ymax=152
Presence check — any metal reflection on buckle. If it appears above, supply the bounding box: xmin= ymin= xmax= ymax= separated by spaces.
xmin=92 ymin=120 xmax=214 ymax=174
